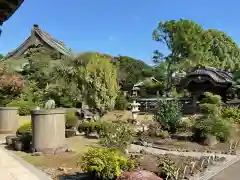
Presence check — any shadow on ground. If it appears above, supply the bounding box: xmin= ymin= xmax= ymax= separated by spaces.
xmin=58 ymin=172 xmax=93 ymax=180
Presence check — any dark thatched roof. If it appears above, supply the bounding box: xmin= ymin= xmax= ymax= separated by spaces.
xmin=5 ymin=24 xmax=72 ymax=59
xmin=178 ymin=66 xmax=233 ymax=90
xmin=0 ymin=0 xmax=24 ymax=25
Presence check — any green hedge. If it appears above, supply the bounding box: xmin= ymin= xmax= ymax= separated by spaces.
xmin=65 ymin=110 xmax=78 ymax=129
xmin=78 ymin=121 xmax=110 ymax=135
xmin=7 ymin=99 xmax=36 ymax=116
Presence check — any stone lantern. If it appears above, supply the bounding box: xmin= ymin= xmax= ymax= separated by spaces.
xmin=130 ymin=100 xmax=140 ymax=124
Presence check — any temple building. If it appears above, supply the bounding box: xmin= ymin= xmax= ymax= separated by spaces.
xmin=177 ymin=66 xmax=233 ymax=113
xmin=0 ymin=0 xmax=24 ymax=25
xmin=5 ymin=24 xmax=72 ymax=59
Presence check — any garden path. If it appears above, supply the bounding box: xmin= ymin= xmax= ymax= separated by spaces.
xmin=0 ymin=137 xmax=52 ymax=180
xmin=210 ymin=159 xmax=240 ymax=180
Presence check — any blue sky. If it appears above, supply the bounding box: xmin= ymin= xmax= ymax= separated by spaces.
xmin=0 ymin=0 xmax=239 ymax=64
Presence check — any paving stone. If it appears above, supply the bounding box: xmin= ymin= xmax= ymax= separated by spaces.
xmin=0 ymin=146 xmax=52 ymax=180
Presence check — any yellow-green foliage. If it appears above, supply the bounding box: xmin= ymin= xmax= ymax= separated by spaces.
xmin=7 ymin=99 xmax=36 ymax=116
xmin=222 ymin=106 xmax=240 ymax=123
xmin=157 ymin=155 xmax=178 ymax=179
xmin=79 ymin=147 xmax=134 ymax=180
xmin=193 ymin=92 xmax=230 ymax=142
xmin=65 ymin=110 xmax=78 ymax=128
xmin=84 ymin=54 xmax=119 ymax=111
xmin=156 ymin=131 xmax=169 ymax=138
xmin=17 ymin=122 xmax=32 ymax=134
xmin=200 ymin=92 xmax=222 ymax=115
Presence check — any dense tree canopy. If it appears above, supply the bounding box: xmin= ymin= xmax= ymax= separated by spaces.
xmin=153 ymin=19 xmax=240 ymax=95
xmin=56 ymin=53 xmax=119 ymax=110
xmin=1 ymin=18 xmax=240 ymax=109
xmin=115 ymin=55 xmax=164 ymax=91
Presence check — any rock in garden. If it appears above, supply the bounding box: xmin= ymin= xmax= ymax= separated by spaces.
xmin=31 ymin=152 xmax=43 ymax=156
xmin=57 ymin=167 xmax=71 ymax=173
xmin=203 ymin=135 xmax=218 ymax=146
xmin=117 ymin=170 xmax=163 ymax=180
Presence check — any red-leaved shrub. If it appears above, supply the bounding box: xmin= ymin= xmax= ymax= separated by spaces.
xmin=0 ymin=74 xmax=25 ymax=95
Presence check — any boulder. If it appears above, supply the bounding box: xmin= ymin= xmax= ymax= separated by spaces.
xmin=203 ymin=135 xmax=218 ymax=146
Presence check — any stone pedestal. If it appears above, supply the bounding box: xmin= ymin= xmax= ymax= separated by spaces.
xmin=0 ymin=107 xmax=19 ymax=134
xmin=31 ymin=108 xmax=67 ymax=154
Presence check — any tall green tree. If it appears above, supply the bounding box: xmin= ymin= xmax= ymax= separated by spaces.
xmin=153 ymin=19 xmax=240 ymax=95
xmin=115 ymin=55 xmax=160 ymax=91
xmin=56 ymin=53 xmax=119 ymax=111
xmin=152 ymin=19 xmax=204 ymax=94
xmin=84 ymin=54 xmax=119 ymax=110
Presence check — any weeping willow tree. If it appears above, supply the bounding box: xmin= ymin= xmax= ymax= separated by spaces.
xmin=56 ymin=53 xmax=119 ymax=111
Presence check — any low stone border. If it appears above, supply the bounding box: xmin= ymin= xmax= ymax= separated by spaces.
xmin=130 ymin=144 xmax=239 ymax=180
xmin=130 ymin=144 xmax=235 ymax=158
xmin=133 ymin=141 xmax=238 ymax=155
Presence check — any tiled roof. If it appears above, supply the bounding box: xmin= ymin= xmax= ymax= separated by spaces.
xmin=178 ymin=66 xmax=233 ymax=89
xmin=34 ymin=25 xmax=72 ymax=56
xmin=0 ymin=0 xmax=24 ymax=25
xmin=5 ymin=24 xmax=72 ymax=59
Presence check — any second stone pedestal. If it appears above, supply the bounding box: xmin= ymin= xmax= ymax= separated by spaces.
xmin=31 ymin=108 xmax=67 ymax=154
xmin=0 ymin=107 xmax=19 ymax=134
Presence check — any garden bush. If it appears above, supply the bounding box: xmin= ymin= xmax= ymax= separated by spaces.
xmin=17 ymin=122 xmax=32 ymax=135
xmin=153 ymin=99 xmax=182 ymax=133
xmin=157 ymin=156 xmax=177 ymax=179
xmin=221 ymin=106 xmax=240 ymax=124
xmin=79 ymin=147 xmax=134 ymax=180
xmin=156 ymin=131 xmax=169 ymax=139
xmin=100 ymin=122 xmax=135 ymax=151
xmin=115 ymin=94 xmax=128 ymax=110
xmin=101 ymin=122 xmax=135 ymax=151
xmin=78 ymin=121 xmax=110 ymax=136
xmin=65 ymin=110 xmax=78 ymax=129
xmin=147 ymin=122 xmax=161 ymax=137
xmin=192 ymin=116 xmax=230 ymax=142
xmin=192 ymin=92 xmax=230 ymax=142
xmin=7 ymin=99 xmax=36 ymax=116
xmin=178 ymin=116 xmax=195 ymax=132
xmin=18 ymin=133 xmax=32 ymax=151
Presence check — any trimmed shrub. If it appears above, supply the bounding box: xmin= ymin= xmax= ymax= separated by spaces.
xmin=153 ymin=99 xmax=182 ymax=133
xmin=222 ymin=106 xmax=240 ymax=124
xmin=157 ymin=156 xmax=177 ymax=179
xmin=17 ymin=122 xmax=32 ymax=135
xmin=100 ymin=122 xmax=135 ymax=151
xmin=65 ymin=110 xmax=78 ymax=129
xmin=78 ymin=121 xmax=110 ymax=136
xmin=192 ymin=92 xmax=230 ymax=142
xmin=79 ymin=147 xmax=134 ymax=180
xmin=7 ymin=99 xmax=36 ymax=116
xmin=192 ymin=116 xmax=230 ymax=142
